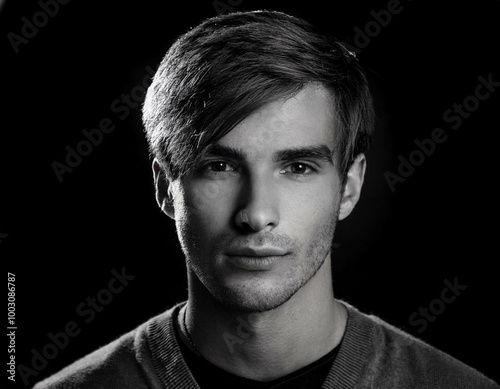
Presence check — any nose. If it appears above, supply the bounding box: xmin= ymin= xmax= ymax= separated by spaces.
xmin=234 ymin=173 xmax=279 ymax=232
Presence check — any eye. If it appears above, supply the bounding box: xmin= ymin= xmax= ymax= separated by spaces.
xmin=290 ymin=163 xmax=309 ymax=174
xmin=280 ymin=162 xmax=315 ymax=176
xmin=199 ymin=161 xmax=236 ymax=175
xmin=210 ymin=161 xmax=231 ymax=172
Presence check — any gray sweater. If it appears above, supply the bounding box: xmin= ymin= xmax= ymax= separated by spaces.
xmin=33 ymin=302 xmax=499 ymax=388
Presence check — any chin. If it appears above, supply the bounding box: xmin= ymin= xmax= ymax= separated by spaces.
xmin=210 ymin=277 xmax=304 ymax=313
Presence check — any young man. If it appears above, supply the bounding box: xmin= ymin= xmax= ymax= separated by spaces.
xmin=34 ymin=10 xmax=498 ymax=389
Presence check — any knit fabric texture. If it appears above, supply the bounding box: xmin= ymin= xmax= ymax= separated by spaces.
xmin=33 ymin=301 xmax=499 ymax=388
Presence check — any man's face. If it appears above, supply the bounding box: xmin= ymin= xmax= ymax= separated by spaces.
xmin=168 ymin=85 xmax=345 ymax=312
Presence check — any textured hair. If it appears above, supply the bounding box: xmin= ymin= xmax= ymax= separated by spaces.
xmin=142 ymin=10 xmax=375 ymax=183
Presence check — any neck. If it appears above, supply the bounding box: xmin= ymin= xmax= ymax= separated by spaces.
xmin=179 ymin=256 xmax=347 ymax=382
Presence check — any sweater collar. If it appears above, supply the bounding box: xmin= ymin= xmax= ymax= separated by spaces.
xmin=145 ymin=300 xmax=373 ymax=388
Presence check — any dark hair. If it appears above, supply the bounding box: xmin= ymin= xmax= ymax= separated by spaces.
xmin=142 ymin=10 xmax=375 ymax=182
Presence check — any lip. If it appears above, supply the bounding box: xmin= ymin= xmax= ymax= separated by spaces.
xmin=225 ymin=255 xmax=288 ymax=271
xmin=225 ymin=247 xmax=289 ymax=271
xmin=225 ymin=246 xmax=288 ymax=257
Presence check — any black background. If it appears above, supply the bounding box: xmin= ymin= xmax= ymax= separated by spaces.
xmin=1 ymin=0 xmax=499 ymax=387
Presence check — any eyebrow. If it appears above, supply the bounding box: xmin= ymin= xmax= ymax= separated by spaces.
xmin=274 ymin=145 xmax=334 ymax=165
xmin=204 ymin=144 xmax=334 ymax=165
xmin=205 ymin=144 xmax=246 ymax=161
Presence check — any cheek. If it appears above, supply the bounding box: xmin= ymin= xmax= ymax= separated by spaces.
xmin=285 ymin=181 xmax=339 ymax=217
xmin=283 ymin=185 xmax=340 ymax=238
xmin=178 ymin=182 xmax=234 ymax=235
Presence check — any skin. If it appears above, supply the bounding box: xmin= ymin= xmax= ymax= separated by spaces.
xmin=153 ymin=84 xmax=366 ymax=381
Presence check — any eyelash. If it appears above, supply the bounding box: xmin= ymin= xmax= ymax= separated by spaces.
xmin=199 ymin=161 xmax=237 ymax=176
xmin=280 ymin=162 xmax=316 ymax=176
xmin=198 ymin=161 xmax=317 ymax=177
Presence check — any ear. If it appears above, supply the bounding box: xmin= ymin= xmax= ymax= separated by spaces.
xmin=152 ymin=159 xmax=175 ymax=219
xmin=338 ymin=153 xmax=366 ymax=221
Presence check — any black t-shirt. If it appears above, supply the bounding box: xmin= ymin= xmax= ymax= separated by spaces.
xmin=174 ymin=314 xmax=339 ymax=389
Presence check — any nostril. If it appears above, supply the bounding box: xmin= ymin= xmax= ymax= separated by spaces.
xmin=239 ymin=209 xmax=250 ymax=224
xmin=234 ymin=206 xmax=278 ymax=233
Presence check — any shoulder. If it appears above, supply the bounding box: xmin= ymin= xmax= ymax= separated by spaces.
xmin=32 ymin=327 xmax=145 ymax=389
xmin=346 ymin=305 xmax=499 ymax=389
xmin=32 ymin=308 xmax=176 ymax=389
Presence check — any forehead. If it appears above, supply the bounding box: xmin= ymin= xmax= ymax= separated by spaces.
xmin=216 ymin=84 xmax=337 ymax=155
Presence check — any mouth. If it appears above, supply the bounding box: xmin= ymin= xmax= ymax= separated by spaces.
xmin=226 ymin=246 xmax=288 ymax=257
xmin=225 ymin=247 xmax=290 ymax=271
